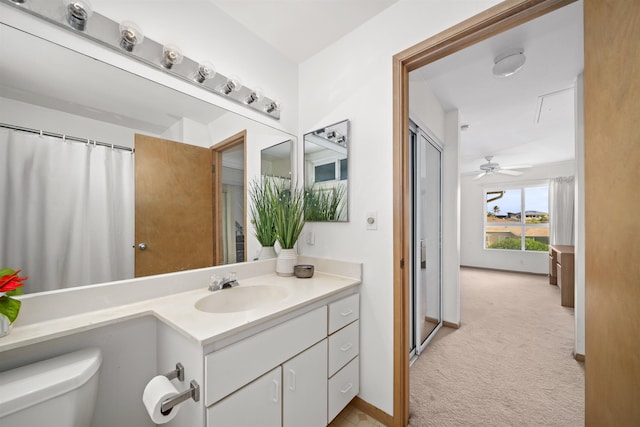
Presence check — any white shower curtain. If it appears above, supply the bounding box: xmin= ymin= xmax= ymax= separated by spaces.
xmin=549 ymin=176 xmax=575 ymax=246
xmin=0 ymin=128 xmax=134 ymax=293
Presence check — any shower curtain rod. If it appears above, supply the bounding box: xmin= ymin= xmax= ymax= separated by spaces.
xmin=0 ymin=123 xmax=135 ymax=153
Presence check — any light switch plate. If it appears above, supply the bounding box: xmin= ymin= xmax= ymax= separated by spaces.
xmin=366 ymin=211 xmax=377 ymax=230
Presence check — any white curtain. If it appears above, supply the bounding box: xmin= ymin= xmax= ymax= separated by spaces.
xmin=549 ymin=176 xmax=575 ymax=245
xmin=0 ymin=128 xmax=134 ymax=293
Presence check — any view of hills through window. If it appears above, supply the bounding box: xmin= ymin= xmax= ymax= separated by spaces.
xmin=485 ymin=186 xmax=549 ymax=251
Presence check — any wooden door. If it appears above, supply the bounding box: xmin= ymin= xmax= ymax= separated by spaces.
xmin=134 ymin=134 xmax=213 ymax=277
xmin=584 ymin=1 xmax=640 ymax=424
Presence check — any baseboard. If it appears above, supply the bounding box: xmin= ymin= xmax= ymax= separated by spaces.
xmin=424 ymin=315 xmax=439 ymax=324
xmin=460 ymin=265 xmax=547 ymax=277
xmin=443 ymin=320 xmax=460 ymax=329
xmin=574 ymin=352 xmax=585 ymax=362
xmin=351 ymin=396 xmax=393 ymax=427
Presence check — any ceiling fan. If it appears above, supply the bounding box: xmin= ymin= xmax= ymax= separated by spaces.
xmin=472 ymin=156 xmax=532 ymax=180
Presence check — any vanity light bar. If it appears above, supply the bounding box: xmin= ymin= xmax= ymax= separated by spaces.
xmin=1 ymin=0 xmax=281 ymax=119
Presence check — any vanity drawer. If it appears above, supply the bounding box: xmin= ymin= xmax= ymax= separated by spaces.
xmin=328 ymin=320 xmax=359 ymax=377
xmin=205 ymin=306 xmax=327 ymax=406
xmin=328 ymin=356 xmax=359 ymax=422
xmin=328 ymin=294 xmax=359 ymax=334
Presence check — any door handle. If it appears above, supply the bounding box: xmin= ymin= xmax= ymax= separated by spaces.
xmin=288 ymin=369 xmax=296 ymax=392
xmin=272 ymin=379 xmax=279 ymax=403
xmin=137 ymin=243 xmax=148 ymax=251
xmin=420 ymin=239 xmax=426 ymax=269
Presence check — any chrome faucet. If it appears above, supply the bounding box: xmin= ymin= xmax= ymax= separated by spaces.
xmin=208 ymin=272 xmax=238 ymax=291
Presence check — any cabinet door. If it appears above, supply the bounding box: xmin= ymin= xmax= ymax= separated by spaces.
xmin=207 ymin=366 xmax=281 ymax=427
xmin=283 ymin=340 xmax=328 ymax=427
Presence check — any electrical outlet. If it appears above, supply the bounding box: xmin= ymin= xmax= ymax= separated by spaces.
xmin=306 ymin=231 xmax=315 ymax=245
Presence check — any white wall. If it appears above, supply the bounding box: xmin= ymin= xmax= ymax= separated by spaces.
xmin=0 ymin=97 xmax=160 ymax=148
xmin=460 ymin=160 xmax=576 ymax=274
xmin=298 ymin=0 xmax=502 ymax=415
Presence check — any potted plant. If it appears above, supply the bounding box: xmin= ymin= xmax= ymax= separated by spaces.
xmin=249 ymin=176 xmax=278 ymax=260
xmin=271 ymin=180 xmax=306 ymax=276
xmin=304 ymin=184 xmax=346 ymax=221
xmin=0 ymin=268 xmax=27 ymax=337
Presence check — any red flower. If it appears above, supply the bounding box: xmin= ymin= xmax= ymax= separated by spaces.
xmin=0 ymin=269 xmax=27 ymax=293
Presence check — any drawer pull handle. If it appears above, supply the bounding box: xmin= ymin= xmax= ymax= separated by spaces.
xmin=288 ymin=369 xmax=296 ymax=392
xmin=272 ymin=379 xmax=279 ymax=403
xmin=340 ymin=309 xmax=354 ymax=317
xmin=340 ymin=343 xmax=353 ymax=352
xmin=340 ymin=383 xmax=353 ymax=394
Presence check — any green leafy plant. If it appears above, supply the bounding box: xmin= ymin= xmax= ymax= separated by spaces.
xmin=249 ymin=176 xmax=278 ymax=247
xmin=304 ymin=184 xmax=346 ymax=221
xmin=487 ymin=237 xmax=549 ymax=252
xmin=0 ymin=268 xmax=27 ymax=324
xmin=271 ymin=180 xmax=306 ymax=249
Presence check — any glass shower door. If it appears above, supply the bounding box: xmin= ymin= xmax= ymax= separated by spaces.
xmin=411 ymin=123 xmax=442 ymax=357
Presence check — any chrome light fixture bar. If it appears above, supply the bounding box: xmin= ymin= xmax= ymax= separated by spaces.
xmin=1 ymin=0 xmax=281 ymax=119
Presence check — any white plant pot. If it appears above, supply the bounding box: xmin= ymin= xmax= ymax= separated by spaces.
xmin=276 ymin=248 xmax=297 ymax=276
xmin=0 ymin=314 xmax=11 ymax=338
xmin=258 ymin=246 xmax=277 ymax=260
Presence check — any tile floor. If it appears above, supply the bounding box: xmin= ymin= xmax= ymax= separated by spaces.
xmin=328 ymin=405 xmax=386 ymax=427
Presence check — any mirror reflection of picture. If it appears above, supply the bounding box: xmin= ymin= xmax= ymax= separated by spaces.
xmin=303 ymin=120 xmax=349 ymax=222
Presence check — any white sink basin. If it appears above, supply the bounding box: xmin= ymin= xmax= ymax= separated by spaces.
xmin=195 ymin=285 xmax=290 ymax=313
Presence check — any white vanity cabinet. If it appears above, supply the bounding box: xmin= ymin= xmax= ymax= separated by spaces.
xmin=208 ymin=366 xmax=282 ymax=427
xmin=204 ymin=291 xmax=359 ymax=427
xmin=327 ymin=293 xmax=360 ymax=423
xmin=283 ymin=340 xmax=328 ymax=427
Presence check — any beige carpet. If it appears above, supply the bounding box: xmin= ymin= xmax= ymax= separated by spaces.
xmin=409 ymin=267 xmax=584 ymax=426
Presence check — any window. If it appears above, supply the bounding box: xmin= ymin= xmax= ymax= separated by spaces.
xmin=484 ymin=185 xmax=549 ymax=252
xmin=313 ymin=158 xmax=347 ymax=183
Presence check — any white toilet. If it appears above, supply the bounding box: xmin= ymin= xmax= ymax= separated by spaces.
xmin=0 ymin=347 xmax=102 ymax=427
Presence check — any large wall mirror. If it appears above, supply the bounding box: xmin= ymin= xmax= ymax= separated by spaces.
xmin=0 ymin=23 xmax=295 ymax=294
xmin=261 ymin=140 xmax=293 ymax=179
xmin=303 ymin=120 xmax=349 ymax=222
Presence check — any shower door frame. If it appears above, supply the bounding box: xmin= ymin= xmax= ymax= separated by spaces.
xmin=409 ymin=120 xmax=443 ymax=362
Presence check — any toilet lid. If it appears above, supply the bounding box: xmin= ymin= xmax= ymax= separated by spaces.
xmin=0 ymin=347 xmax=102 ymax=417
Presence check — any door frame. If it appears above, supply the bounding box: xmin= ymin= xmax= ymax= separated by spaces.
xmin=391 ymin=0 xmax=575 ymax=425
xmin=211 ymin=130 xmax=247 ymax=265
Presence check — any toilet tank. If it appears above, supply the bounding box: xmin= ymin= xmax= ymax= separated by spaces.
xmin=0 ymin=347 xmax=102 ymax=427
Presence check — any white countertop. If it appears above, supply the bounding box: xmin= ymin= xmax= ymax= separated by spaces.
xmin=0 ymin=271 xmax=360 ymax=353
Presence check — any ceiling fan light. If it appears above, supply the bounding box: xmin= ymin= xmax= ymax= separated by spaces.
xmin=492 ymin=48 xmax=526 ymax=78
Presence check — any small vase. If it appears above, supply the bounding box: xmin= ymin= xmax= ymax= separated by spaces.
xmin=0 ymin=314 xmax=11 ymax=338
xmin=276 ymin=248 xmax=297 ymax=276
xmin=258 ymin=246 xmax=277 ymax=260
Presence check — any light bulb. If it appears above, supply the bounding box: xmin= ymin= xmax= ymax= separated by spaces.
xmin=119 ymin=21 xmax=144 ymax=52
xmin=195 ymin=61 xmax=216 ymax=83
xmin=264 ymin=100 xmax=281 ymax=114
xmin=221 ymin=76 xmax=243 ymax=95
xmin=245 ymin=88 xmax=263 ymax=104
xmin=65 ymin=0 xmax=93 ymax=31
xmin=161 ymin=44 xmax=183 ymax=69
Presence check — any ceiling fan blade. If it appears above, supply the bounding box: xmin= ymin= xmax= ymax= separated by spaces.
xmin=496 ymin=169 xmax=523 ymax=176
xmin=473 ymin=172 xmax=487 ymax=180
xmin=501 ymin=164 xmax=532 ymax=170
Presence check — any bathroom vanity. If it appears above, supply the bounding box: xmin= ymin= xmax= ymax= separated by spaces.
xmin=0 ymin=257 xmax=361 ymax=427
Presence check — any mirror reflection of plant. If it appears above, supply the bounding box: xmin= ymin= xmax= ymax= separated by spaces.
xmin=304 ymin=184 xmax=346 ymax=221
xmin=271 ymin=179 xmax=306 ymax=250
xmin=249 ymin=176 xmax=278 ymax=247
